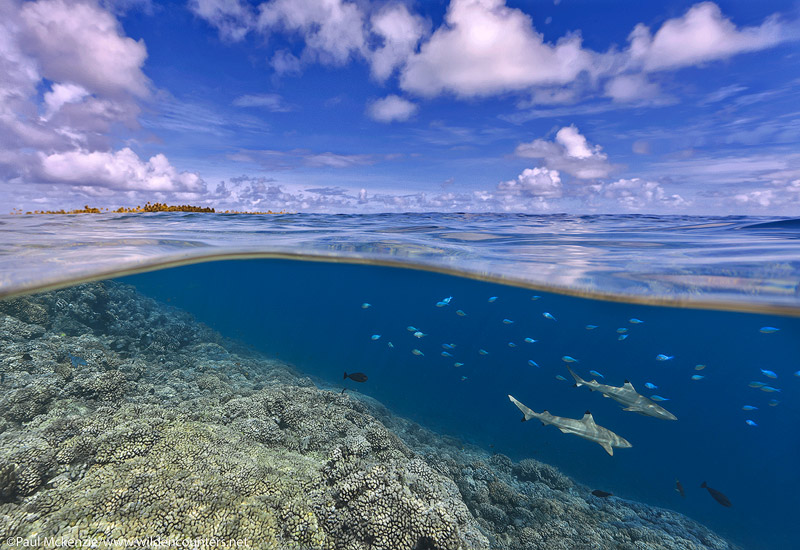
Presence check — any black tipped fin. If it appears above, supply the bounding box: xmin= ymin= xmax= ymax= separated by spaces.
xmin=701 ymin=481 xmax=707 ymax=488
xmin=585 ymin=410 xmax=591 ymax=415
xmin=520 ymin=416 xmax=527 ymax=422
xmin=343 ymin=372 xmax=348 ymax=379
xmin=624 ymin=379 xmax=630 ymax=384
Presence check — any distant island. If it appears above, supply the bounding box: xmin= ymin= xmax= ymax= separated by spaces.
xmin=10 ymin=202 xmax=285 ymax=215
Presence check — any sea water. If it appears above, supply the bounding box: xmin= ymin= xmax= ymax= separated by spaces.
xmin=1 ymin=213 xmax=799 ymax=550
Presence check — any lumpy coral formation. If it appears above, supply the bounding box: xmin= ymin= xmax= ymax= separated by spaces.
xmin=0 ymin=282 xmax=736 ymax=549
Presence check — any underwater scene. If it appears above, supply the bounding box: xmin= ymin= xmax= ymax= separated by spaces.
xmin=1 ymin=213 xmax=799 ymax=550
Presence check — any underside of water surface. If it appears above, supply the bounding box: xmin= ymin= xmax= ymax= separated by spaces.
xmin=1 ymin=257 xmax=798 ymax=550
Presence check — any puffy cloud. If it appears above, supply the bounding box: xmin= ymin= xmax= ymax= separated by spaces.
xmin=188 ymin=0 xmax=253 ymax=41
xmin=627 ymin=2 xmax=790 ymax=72
xmin=515 ymin=125 xmax=614 ymax=179
xmin=19 ymin=0 xmax=149 ymax=98
xmin=400 ymin=0 xmax=593 ymax=97
xmin=497 ymin=167 xmax=562 ymax=198
xmin=369 ymin=4 xmax=428 ymax=81
xmin=257 ymin=0 xmax=367 ymax=65
xmin=604 ymin=74 xmax=661 ymax=103
xmin=270 ymin=49 xmax=302 ymax=75
xmin=367 ymin=95 xmax=418 ymax=123
xmin=38 ymin=148 xmax=206 ymax=193
xmin=588 ymin=178 xmax=688 ymax=210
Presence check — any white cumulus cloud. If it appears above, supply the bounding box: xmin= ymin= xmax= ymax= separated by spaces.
xmin=588 ymin=178 xmax=688 ymax=210
xmin=497 ymin=167 xmax=562 ymax=198
xmin=39 ymin=148 xmax=206 ymax=193
xmin=369 ymin=3 xmax=428 ymax=81
xmin=400 ymin=0 xmax=593 ymax=97
xmin=515 ymin=125 xmax=614 ymax=179
xmin=368 ymin=95 xmax=418 ymax=123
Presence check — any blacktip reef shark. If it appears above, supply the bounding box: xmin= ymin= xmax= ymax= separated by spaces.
xmin=508 ymin=395 xmax=632 ymax=456
xmin=566 ymin=366 xmax=678 ymax=421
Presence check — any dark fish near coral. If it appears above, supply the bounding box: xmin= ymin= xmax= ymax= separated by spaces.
xmin=344 ymin=372 xmax=368 ymax=383
xmin=22 ymin=353 xmax=32 ymax=361
xmin=591 ymin=490 xmax=613 ymax=498
xmin=701 ymin=481 xmax=732 ymax=507
xmin=675 ymin=479 xmax=685 ymax=498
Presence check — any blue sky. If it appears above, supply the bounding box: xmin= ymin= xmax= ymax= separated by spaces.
xmin=1 ymin=0 xmax=799 ymax=213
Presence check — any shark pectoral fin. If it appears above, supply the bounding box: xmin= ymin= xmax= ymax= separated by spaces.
xmin=557 ymin=427 xmax=571 ymax=434
xmin=622 ymin=406 xmax=636 ymax=411
xmin=600 ymin=441 xmax=614 ymax=456
xmin=602 ymin=394 xmax=611 ymax=398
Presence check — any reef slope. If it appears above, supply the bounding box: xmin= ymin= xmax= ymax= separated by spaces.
xmin=0 ymin=282 xmax=737 ymax=550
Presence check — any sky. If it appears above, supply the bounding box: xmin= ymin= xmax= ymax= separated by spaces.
xmin=1 ymin=0 xmax=799 ymax=214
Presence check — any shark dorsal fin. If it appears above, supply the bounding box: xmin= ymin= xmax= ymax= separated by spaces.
xmin=581 ymin=411 xmax=595 ymax=425
xmin=623 ymin=381 xmax=636 ymax=391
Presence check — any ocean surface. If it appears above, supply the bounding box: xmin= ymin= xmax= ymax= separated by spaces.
xmin=1 ymin=212 xmax=799 ymax=550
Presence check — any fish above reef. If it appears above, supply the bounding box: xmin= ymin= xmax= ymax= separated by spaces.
xmin=413 ymin=331 xmax=427 ymax=338
xmin=644 ymin=382 xmax=658 ymax=390
xmin=760 ymin=369 xmax=777 ymax=379
xmin=531 ymin=295 xmax=541 ymax=300
xmin=543 ymin=312 xmax=556 ymax=321
xmin=691 ymin=375 xmax=704 ymax=381
xmin=585 ymin=325 xmax=598 ymax=330
xmin=412 ymin=349 xmax=424 ymax=356
xmin=591 ymin=490 xmax=613 ymax=498
xmin=406 ymin=326 xmax=418 ymax=332
xmin=656 ymin=354 xmax=674 ymax=361
xmin=524 ymin=337 xmax=537 ymax=343
xmin=618 ymin=334 xmax=628 ymax=341
xmin=555 ymin=375 xmax=567 ymax=381
xmin=360 ymin=303 xmax=371 ymax=309
xmin=343 ymin=372 xmax=368 ymax=383
xmin=675 ymin=479 xmax=685 ymax=498
xmin=759 ymin=385 xmax=781 ymax=393
xmin=616 ymin=328 xmax=628 ymax=334
xmin=695 ymin=364 xmax=707 ymax=371
xmin=508 ymin=342 xmax=517 ymax=348
xmin=436 ymin=296 xmax=453 ymax=307
xmin=567 ymin=366 xmax=677 ymax=421
xmin=794 ymin=370 xmax=800 ymax=377
xmin=701 ymin=481 xmax=732 ymax=507
xmin=759 ymin=326 xmax=779 ymax=334
xmin=442 ymin=343 xmax=456 ymax=350
xmin=769 ymin=399 xmax=780 ymax=407
xmin=441 ymin=351 xmax=453 ymax=357
xmin=68 ymin=354 xmax=87 ymax=367
xmin=748 ymin=381 xmax=766 ymax=388
xmin=629 ymin=318 xmax=644 ymax=324
xmin=508 ymin=395 xmax=632 ymax=456
xmin=388 ymin=342 xmax=394 ymax=348
xmin=370 ymin=334 xmax=381 ymax=340
xmin=479 ymin=349 xmax=489 ymax=355
xmin=502 ymin=318 xmax=514 ymax=324
xmin=456 ymin=309 xmax=467 ymax=316
xmin=589 ymin=370 xmax=604 ymax=379
xmin=742 ymin=405 xmax=758 ymax=411
xmin=454 ymin=362 xmax=464 ymax=367
xmin=651 ymin=395 xmax=670 ymax=402
xmin=745 ymin=419 xmax=758 ymax=427
xmin=527 ymin=360 xmax=539 ymax=368
xmin=561 ymin=356 xmax=578 ymax=363
xmin=488 ymin=296 xmax=498 ymax=302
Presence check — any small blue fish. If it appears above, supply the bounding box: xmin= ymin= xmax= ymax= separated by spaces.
xmin=412 ymin=349 xmax=424 ymax=356
xmin=794 ymin=370 xmax=800 ymax=377
xmin=454 ymin=362 xmax=464 ymax=367
xmin=760 ymin=369 xmax=777 ymax=379
xmin=388 ymin=342 xmax=394 ymax=348
xmin=524 ymin=337 xmax=537 ymax=343
xmin=461 ymin=376 xmax=468 ymax=381
xmin=441 ymin=351 xmax=453 ymax=357
xmin=589 ymin=370 xmax=604 ymax=379
xmin=748 ymin=381 xmax=766 ymax=388
xmin=531 ymin=295 xmax=541 ymax=300
xmin=656 ymin=354 xmax=674 ymax=361
xmin=694 ymin=364 xmax=706 ymax=371
xmin=361 ymin=303 xmax=372 ymax=309
xmin=527 ymin=360 xmax=539 ymax=368
xmin=442 ymin=343 xmax=456 ymax=350
xmin=644 ymin=382 xmax=658 ymax=390
xmin=502 ymin=318 xmax=514 ymax=325
xmin=745 ymin=420 xmax=758 ymax=427
xmin=435 ymin=301 xmax=449 ymax=307
xmin=407 ymin=326 xmax=418 ymax=332
xmin=555 ymin=375 xmax=567 ymax=382
xmin=629 ymin=318 xmax=644 ymax=324
xmin=651 ymin=395 xmax=670 ymax=401
xmin=543 ymin=312 xmax=556 ymax=321
xmin=456 ymin=310 xmax=467 ymax=317
xmin=478 ymin=349 xmax=489 ymax=355
xmin=769 ymin=399 xmax=780 ymax=407
xmin=435 ymin=296 xmax=452 ymax=307
xmin=759 ymin=385 xmax=781 ymax=393
xmin=413 ymin=331 xmax=426 ymax=338
xmin=585 ymin=324 xmax=598 ymax=330
xmin=759 ymin=327 xmax=779 ymax=334
xmin=618 ymin=334 xmax=628 ymax=341
xmin=508 ymin=342 xmax=517 ymax=348
xmin=616 ymin=328 xmax=628 ymax=334
xmin=370 ymin=334 xmax=381 ymax=340
xmin=691 ymin=375 xmax=704 ymax=381
xmin=68 ymin=354 xmax=87 ymax=367
xmin=741 ymin=405 xmax=758 ymax=411
xmin=561 ymin=355 xmax=578 ymax=363
xmin=488 ymin=296 xmax=498 ymax=302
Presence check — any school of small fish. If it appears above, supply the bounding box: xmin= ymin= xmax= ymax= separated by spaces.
xmin=358 ymin=292 xmax=793 ymax=508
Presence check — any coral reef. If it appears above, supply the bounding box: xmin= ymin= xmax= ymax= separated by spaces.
xmin=0 ymin=282 xmax=737 ymax=549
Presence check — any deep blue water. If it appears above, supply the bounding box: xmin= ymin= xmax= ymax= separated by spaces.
xmin=122 ymin=258 xmax=800 ymax=550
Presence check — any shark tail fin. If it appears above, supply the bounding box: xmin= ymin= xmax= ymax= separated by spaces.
xmin=566 ymin=366 xmax=585 ymax=387
xmin=701 ymin=481 xmax=708 ymax=488
xmin=600 ymin=441 xmax=614 ymax=456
